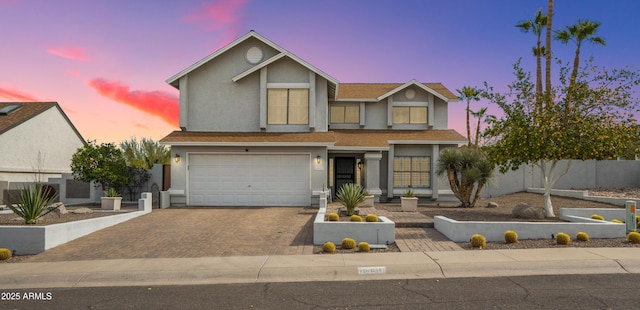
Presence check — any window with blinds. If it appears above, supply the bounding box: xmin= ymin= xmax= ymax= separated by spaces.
xmin=330 ymin=105 xmax=359 ymax=124
xmin=393 ymin=156 xmax=430 ymax=188
xmin=392 ymin=106 xmax=427 ymax=124
xmin=267 ymin=89 xmax=309 ymax=124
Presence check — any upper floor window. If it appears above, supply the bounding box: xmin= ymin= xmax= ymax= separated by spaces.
xmin=330 ymin=104 xmax=359 ymax=124
xmin=392 ymin=106 xmax=427 ymax=124
xmin=267 ymin=89 xmax=309 ymax=124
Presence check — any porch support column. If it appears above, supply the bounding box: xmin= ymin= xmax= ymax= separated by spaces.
xmin=431 ymin=145 xmax=439 ymax=200
xmin=364 ymin=152 xmax=383 ymax=202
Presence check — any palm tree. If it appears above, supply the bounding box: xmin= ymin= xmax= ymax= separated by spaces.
xmin=555 ymin=19 xmax=606 ymax=89
xmin=545 ymin=0 xmax=553 ymax=93
xmin=470 ymin=107 xmax=488 ymax=148
xmin=516 ymin=9 xmax=547 ymax=95
xmin=456 ymin=86 xmax=481 ymax=146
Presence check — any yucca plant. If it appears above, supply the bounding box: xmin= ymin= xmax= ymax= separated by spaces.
xmin=6 ymin=185 xmax=59 ymax=224
xmin=336 ymin=183 xmax=364 ymax=216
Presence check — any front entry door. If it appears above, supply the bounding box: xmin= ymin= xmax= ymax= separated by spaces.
xmin=334 ymin=157 xmax=355 ymax=196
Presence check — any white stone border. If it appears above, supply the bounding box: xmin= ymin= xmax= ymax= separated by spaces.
xmin=527 ymin=188 xmax=640 ymax=207
xmin=0 ymin=193 xmax=152 ymax=255
xmin=313 ymin=205 xmax=395 ymax=245
xmin=434 ymin=208 xmax=628 ymax=242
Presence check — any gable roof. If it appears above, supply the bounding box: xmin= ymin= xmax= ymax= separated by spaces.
xmin=166 ymin=30 xmax=340 ymax=99
xmin=337 ymin=81 xmax=459 ymax=102
xmin=0 ymin=102 xmax=85 ymax=142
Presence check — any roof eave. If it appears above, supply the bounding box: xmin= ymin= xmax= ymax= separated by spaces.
xmin=376 ymin=79 xmax=450 ymax=102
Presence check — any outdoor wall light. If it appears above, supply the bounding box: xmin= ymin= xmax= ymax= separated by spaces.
xmin=316 ymin=155 xmax=322 ymax=165
xmin=174 ymin=154 xmax=181 ymax=163
xmin=357 ymin=160 xmax=363 ymax=170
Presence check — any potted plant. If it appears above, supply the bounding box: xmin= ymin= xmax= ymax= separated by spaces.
xmin=361 ymin=190 xmax=374 ymax=207
xmin=401 ymin=188 xmax=418 ymax=212
xmin=101 ymin=187 xmax=122 ymax=210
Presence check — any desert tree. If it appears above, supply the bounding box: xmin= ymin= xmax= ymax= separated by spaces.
xmin=436 ymin=147 xmax=493 ymax=208
xmin=483 ymin=60 xmax=640 ymax=217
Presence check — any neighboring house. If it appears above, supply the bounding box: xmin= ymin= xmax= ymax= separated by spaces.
xmin=0 ymin=102 xmax=85 ymax=200
xmin=160 ymin=31 xmax=465 ymax=207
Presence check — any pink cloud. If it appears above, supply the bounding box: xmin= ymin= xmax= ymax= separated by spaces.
xmin=47 ymin=45 xmax=90 ymax=61
xmin=66 ymin=69 xmax=81 ymax=77
xmin=184 ymin=0 xmax=247 ymax=47
xmin=0 ymin=87 xmax=39 ymax=101
xmin=88 ymin=78 xmax=179 ymax=126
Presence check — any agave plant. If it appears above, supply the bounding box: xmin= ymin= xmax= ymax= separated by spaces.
xmin=7 ymin=185 xmax=59 ymax=224
xmin=335 ymin=183 xmax=364 ymax=216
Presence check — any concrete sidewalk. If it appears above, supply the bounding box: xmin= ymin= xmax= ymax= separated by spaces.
xmin=2 ymin=248 xmax=640 ymax=289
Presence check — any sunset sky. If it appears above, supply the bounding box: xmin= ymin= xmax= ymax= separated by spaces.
xmin=1 ymin=0 xmax=638 ymax=144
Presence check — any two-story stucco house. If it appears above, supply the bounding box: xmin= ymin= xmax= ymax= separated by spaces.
xmin=160 ymin=31 xmax=465 ymax=207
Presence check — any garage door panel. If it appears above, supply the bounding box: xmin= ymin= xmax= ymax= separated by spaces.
xmin=188 ymin=154 xmax=310 ymax=206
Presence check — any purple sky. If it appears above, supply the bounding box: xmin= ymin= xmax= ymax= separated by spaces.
xmin=1 ymin=0 xmax=638 ymax=143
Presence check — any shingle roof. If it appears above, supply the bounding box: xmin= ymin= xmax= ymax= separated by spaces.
xmin=337 ymin=83 xmax=458 ymax=101
xmin=160 ymin=129 xmax=466 ymax=147
xmin=0 ymin=102 xmax=85 ymax=141
xmin=0 ymin=102 xmax=55 ymax=134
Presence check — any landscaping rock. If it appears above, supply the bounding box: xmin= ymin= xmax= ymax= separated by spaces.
xmin=70 ymin=207 xmax=93 ymax=214
xmin=51 ymin=202 xmax=67 ymax=215
xmin=512 ymin=202 xmax=545 ymax=219
xmin=486 ymin=202 xmax=499 ymax=208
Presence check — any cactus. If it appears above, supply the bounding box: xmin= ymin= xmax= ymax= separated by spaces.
xmin=323 ymin=242 xmax=336 ymax=253
xmin=576 ymin=232 xmax=589 ymax=242
xmin=327 ymin=213 xmax=339 ymax=221
xmin=590 ymin=214 xmax=605 ymax=221
xmin=358 ymin=242 xmax=371 ymax=252
xmin=628 ymin=232 xmax=640 ymax=244
xmin=556 ymin=232 xmax=571 ymax=245
xmin=0 ymin=248 xmax=11 ymax=260
xmin=365 ymin=214 xmax=378 ymax=222
xmin=350 ymin=215 xmax=363 ymax=222
xmin=341 ymin=238 xmax=357 ymax=249
xmin=504 ymin=230 xmax=518 ymax=243
xmin=470 ymin=234 xmax=486 ymax=248
xmin=611 ymin=219 xmax=624 ymax=224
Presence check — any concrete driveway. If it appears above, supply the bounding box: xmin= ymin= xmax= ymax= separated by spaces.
xmin=26 ymin=207 xmax=316 ymax=262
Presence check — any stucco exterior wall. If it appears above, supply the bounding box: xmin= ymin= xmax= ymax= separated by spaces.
xmin=0 ymin=107 xmax=84 ymax=183
xmin=433 ymin=97 xmax=449 ymax=129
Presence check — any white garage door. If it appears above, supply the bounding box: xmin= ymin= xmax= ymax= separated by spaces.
xmin=188 ymin=154 xmax=310 ymax=206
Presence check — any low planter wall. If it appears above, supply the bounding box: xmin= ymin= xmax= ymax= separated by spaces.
xmin=313 ymin=206 xmax=395 ymax=245
xmin=527 ymin=188 xmax=640 ymax=207
xmin=434 ymin=214 xmax=626 ymax=242
xmin=0 ymin=210 xmax=149 ymax=255
xmin=559 ymin=208 xmax=628 ymax=222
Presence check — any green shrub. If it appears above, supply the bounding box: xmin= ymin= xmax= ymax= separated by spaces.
xmin=611 ymin=219 xmax=624 ymax=224
xmin=327 ymin=213 xmax=339 ymax=221
xmin=504 ymin=230 xmax=518 ymax=243
xmin=403 ymin=189 xmax=415 ymax=198
xmin=591 ymin=214 xmax=605 ymax=221
xmin=323 ymin=242 xmax=336 ymax=253
xmin=628 ymin=232 xmax=640 ymax=244
xmin=576 ymin=232 xmax=590 ymax=242
xmin=336 ymin=183 xmax=365 ymax=216
xmin=341 ymin=238 xmax=357 ymax=249
xmin=556 ymin=232 xmax=571 ymax=245
xmin=470 ymin=234 xmax=486 ymax=248
xmin=358 ymin=242 xmax=371 ymax=252
xmin=365 ymin=214 xmax=378 ymax=222
xmin=6 ymin=185 xmax=59 ymax=224
xmin=0 ymin=248 xmax=11 ymax=260
xmin=350 ymin=215 xmax=363 ymax=222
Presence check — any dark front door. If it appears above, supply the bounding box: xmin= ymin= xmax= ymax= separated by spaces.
xmin=334 ymin=157 xmax=355 ymax=196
